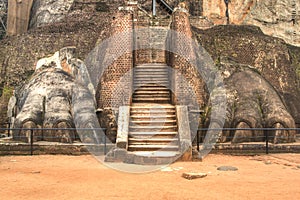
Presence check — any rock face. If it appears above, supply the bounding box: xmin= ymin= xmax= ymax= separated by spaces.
xmin=13 ymin=47 xmax=98 ymax=143
xmin=243 ymin=0 xmax=300 ymax=47
xmin=0 ymin=0 xmax=7 ymax=39
xmin=202 ymin=0 xmax=300 ymax=47
xmin=30 ymin=0 xmax=74 ymax=28
xmin=195 ymin=25 xmax=300 ymax=133
xmin=0 ymin=2 xmax=115 ymax=132
xmin=0 ymin=0 xmax=299 ymax=145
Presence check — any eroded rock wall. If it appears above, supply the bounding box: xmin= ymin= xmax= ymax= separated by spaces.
xmin=0 ymin=2 xmax=116 ymax=132
xmin=0 ymin=0 xmax=7 ymax=40
xmin=30 ymin=0 xmax=74 ymax=28
xmin=202 ymin=0 xmax=300 ymax=47
xmin=193 ymin=25 xmax=300 ymax=129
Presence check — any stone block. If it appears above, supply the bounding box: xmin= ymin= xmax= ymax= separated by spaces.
xmin=116 ymin=106 xmax=130 ymax=149
xmin=182 ymin=172 xmax=207 ymax=180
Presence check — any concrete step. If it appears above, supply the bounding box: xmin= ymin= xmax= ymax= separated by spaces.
xmin=128 ymin=144 xmax=179 ymax=151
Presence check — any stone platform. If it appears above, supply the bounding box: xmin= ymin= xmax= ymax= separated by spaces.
xmin=1 ymin=137 xmax=300 ymax=157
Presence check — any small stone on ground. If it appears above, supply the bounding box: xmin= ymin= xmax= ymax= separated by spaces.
xmin=182 ymin=172 xmax=207 ymax=180
xmin=217 ymin=166 xmax=238 ymax=171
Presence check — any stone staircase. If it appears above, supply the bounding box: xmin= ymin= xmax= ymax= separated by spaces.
xmin=127 ymin=63 xmax=180 ymax=162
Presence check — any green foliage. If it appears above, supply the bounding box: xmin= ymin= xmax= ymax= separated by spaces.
xmin=2 ymin=86 xmax=13 ymax=97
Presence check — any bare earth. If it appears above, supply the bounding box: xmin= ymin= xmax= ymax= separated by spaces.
xmin=1 ymin=154 xmax=300 ymax=200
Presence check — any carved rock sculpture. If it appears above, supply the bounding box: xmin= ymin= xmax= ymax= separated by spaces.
xmin=13 ymin=47 xmax=98 ymax=143
xmin=220 ymin=64 xmax=296 ymax=143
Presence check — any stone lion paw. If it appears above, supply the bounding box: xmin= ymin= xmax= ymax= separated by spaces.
xmin=12 ymin=47 xmax=98 ymax=143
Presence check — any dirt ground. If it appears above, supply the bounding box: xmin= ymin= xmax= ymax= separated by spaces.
xmin=0 ymin=154 xmax=300 ymax=200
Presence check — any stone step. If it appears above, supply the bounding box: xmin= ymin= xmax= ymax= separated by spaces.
xmin=134 ymin=75 xmax=169 ymax=78
xmin=134 ymin=83 xmax=169 ymax=87
xmin=129 ymin=125 xmax=177 ymax=132
xmin=132 ymin=97 xmax=170 ymax=100
xmin=130 ymin=109 xmax=175 ymax=114
xmin=133 ymin=94 xmax=170 ymax=98
xmin=134 ymin=80 xmax=169 ymax=84
xmin=134 ymin=87 xmax=169 ymax=91
xmin=135 ymin=66 xmax=168 ymax=70
xmin=128 ymin=138 xmax=178 ymax=144
xmin=132 ymin=98 xmax=170 ymax=103
xmin=130 ymin=115 xmax=176 ymax=120
xmin=129 ymin=132 xmax=178 ymax=139
xmin=130 ymin=103 xmax=175 ymax=110
xmin=134 ymin=68 xmax=168 ymax=72
xmin=131 ymin=151 xmax=180 ymax=157
xmin=128 ymin=144 xmax=179 ymax=151
xmin=136 ymin=63 xmax=168 ymax=67
xmin=134 ymin=74 xmax=169 ymax=78
xmin=130 ymin=120 xmax=177 ymax=126
xmin=131 ymin=103 xmax=174 ymax=108
xmin=134 ymin=90 xmax=170 ymax=95
xmin=134 ymin=69 xmax=168 ymax=73
xmin=134 ymin=85 xmax=170 ymax=89
xmin=134 ymin=79 xmax=169 ymax=82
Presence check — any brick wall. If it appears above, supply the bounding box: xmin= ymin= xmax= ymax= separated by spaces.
xmin=168 ymin=7 xmax=207 ymax=109
xmin=95 ymin=9 xmax=134 ymax=141
xmin=97 ymin=10 xmax=133 ymax=109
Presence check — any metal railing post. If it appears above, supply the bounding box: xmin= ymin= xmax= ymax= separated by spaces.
xmin=104 ymin=131 xmax=107 ymax=155
xmin=197 ymin=130 xmax=200 ymax=151
xmin=30 ymin=129 xmax=34 ymax=155
xmin=265 ymin=130 xmax=269 ymax=154
xmin=7 ymin=122 xmax=10 ymax=137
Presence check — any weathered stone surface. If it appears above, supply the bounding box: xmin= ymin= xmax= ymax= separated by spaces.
xmin=201 ymin=0 xmax=300 ymax=47
xmin=217 ymin=166 xmax=238 ymax=171
xmin=0 ymin=0 xmax=7 ymax=39
xmin=182 ymin=172 xmax=207 ymax=180
xmin=194 ymin=25 xmax=300 ymax=142
xmin=0 ymin=4 xmax=115 ymax=130
xmin=243 ymin=0 xmax=300 ymax=47
xmin=13 ymin=47 xmax=98 ymax=143
xmin=176 ymin=106 xmax=192 ymax=160
xmin=116 ymin=106 xmax=130 ymax=149
xmin=30 ymin=0 xmax=74 ymax=28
